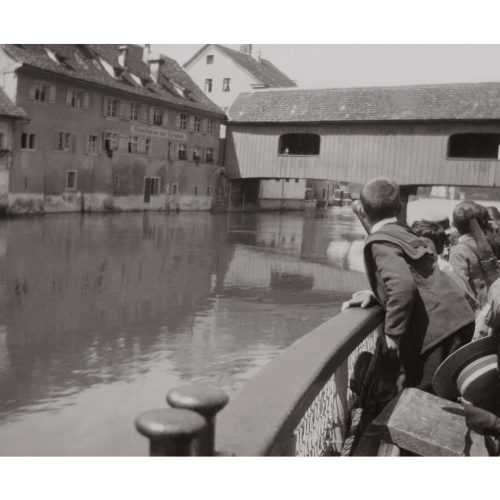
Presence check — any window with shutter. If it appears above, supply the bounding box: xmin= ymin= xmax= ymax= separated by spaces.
xmin=179 ymin=114 xmax=188 ymax=131
xmin=205 ymin=147 xmax=214 ymax=163
xmin=103 ymin=97 xmax=119 ymax=118
xmin=194 ymin=117 xmax=202 ymax=133
xmin=103 ymin=132 xmax=119 ymax=152
xmin=87 ymin=135 xmax=98 ymax=155
xmin=83 ymin=92 xmax=90 ymax=110
xmin=128 ymin=136 xmax=139 ymax=153
xmin=152 ymin=107 xmax=163 ymax=126
xmin=207 ymin=119 xmax=214 ymax=135
xmin=30 ymin=82 xmax=48 ymax=102
xmin=129 ymin=103 xmax=139 ymax=121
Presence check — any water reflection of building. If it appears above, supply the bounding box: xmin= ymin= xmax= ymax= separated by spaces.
xmin=0 ymin=212 xmax=234 ymax=417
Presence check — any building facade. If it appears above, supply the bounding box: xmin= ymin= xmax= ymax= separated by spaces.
xmin=183 ymin=45 xmax=297 ymax=111
xmin=0 ymin=44 xmax=227 ymax=214
xmin=0 ymin=87 xmax=26 ymax=212
xmin=225 ymin=84 xmax=500 ymax=209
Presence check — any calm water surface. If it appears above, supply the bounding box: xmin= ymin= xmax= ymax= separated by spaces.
xmin=0 ymin=208 xmax=367 ymax=455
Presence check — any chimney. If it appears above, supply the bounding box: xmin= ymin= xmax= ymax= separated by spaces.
xmin=143 ymin=44 xmax=151 ymax=64
xmin=239 ymin=44 xmax=253 ymax=56
xmin=118 ymin=45 xmax=128 ymax=67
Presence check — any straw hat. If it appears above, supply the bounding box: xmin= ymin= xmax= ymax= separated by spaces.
xmin=432 ymin=336 xmax=498 ymax=401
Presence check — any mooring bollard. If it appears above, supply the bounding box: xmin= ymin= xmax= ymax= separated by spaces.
xmin=166 ymin=385 xmax=229 ymax=456
xmin=135 ymin=408 xmax=207 ymax=456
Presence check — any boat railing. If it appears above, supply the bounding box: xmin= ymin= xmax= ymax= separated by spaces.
xmin=135 ymin=306 xmax=384 ymax=456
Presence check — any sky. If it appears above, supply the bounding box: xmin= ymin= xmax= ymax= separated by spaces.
xmin=154 ymin=44 xmax=500 ymax=89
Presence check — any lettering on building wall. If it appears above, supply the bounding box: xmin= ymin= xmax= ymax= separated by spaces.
xmin=130 ymin=124 xmax=188 ymax=143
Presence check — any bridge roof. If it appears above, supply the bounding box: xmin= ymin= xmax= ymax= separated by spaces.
xmin=228 ymin=82 xmax=500 ymax=123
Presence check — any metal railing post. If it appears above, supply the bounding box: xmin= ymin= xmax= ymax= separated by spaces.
xmin=135 ymin=408 xmax=207 ymax=456
xmin=167 ymin=385 xmax=229 ymax=456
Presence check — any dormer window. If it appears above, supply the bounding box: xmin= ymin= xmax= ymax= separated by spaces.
xmin=129 ymin=73 xmax=143 ymax=87
xmin=45 ymin=48 xmax=59 ymax=64
xmin=99 ymin=57 xmax=118 ymax=79
xmin=206 ymin=55 xmax=214 ymax=64
xmin=173 ymin=83 xmax=186 ymax=98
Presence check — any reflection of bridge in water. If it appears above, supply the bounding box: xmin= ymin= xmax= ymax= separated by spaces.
xmin=220 ymin=245 xmax=367 ymax=295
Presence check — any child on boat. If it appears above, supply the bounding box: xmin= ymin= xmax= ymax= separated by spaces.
xmin=346 ymin=177 xmax=475 ymax=392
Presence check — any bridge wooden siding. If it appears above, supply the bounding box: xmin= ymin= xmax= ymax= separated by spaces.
xmin=225 ymin=121 xmax=500 ymax=187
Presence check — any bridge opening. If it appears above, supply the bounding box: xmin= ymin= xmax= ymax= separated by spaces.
xmin=278 ymin=133 xmax=320 ymax=155
xmin=448 ymin=133 xmax=500 ymax=160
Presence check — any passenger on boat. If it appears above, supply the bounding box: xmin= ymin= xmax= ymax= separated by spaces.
xmin=411 ymin=220 xmax=478 ymax=312
xmin=448 ymin=201 xmax=492 ymax=308
xmin=346 ymin=178 xmax=475 ymax=392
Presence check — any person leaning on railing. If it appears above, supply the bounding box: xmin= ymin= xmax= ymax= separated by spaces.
xmin=344 ymin=178 xmax=475 ymax=393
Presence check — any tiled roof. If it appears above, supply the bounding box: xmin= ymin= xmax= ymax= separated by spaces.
xmin=227 ymin=82 xmax=500 ymax=123
xmin=184 ymin=45 xmax=297 ymax=88
xmin=0 ymin=86 xmax=26 ymax=118
xmin=2 ymin=44 xmax=224 ymax=117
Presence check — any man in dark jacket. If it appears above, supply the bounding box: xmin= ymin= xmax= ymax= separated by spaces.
xmin=352 ymin=178 xmax=475 ymax=391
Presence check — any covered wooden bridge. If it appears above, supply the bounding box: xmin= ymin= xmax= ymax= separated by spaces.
xmin=225 ymin=82 xmax=500 ymax=208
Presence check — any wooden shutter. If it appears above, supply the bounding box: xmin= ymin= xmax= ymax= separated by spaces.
xmin=139 ymin=104 xmax=148 ymax=123
xmin=84 ymin=135 xmax=90 ymax=155
xmin=119 ymin=101 xmax=127 ymax=119
xmin=162 ymin=110 xmax=167 ymax=127
xmin=189 ymin=115 xmax=195 ymax=132
xmin=202 ymin=118 xmax=207 ymax=134
xmin=118 ymin=135 xmax=128 ymax=152
xmin=48 ymin=85 xmax=56 ymax=103
xmin=71 ymin=134 xmax=77 ymax=153
xmin=66 ymin=89 xmax=72 ymax=106
xmin=175 ymin=113 xmax=181 ymax=130
xmin=149 ymin=107 xmax=155 ymax=125
xmin=83 ymin=92 xmax=90 ymax=110
xmin=28 ymin=84 xmax=36 ymax=100
xmin=137 ymin=137 xmax=146 ymax=154
xmin=102 ymin=96 xmax=107 ymax=117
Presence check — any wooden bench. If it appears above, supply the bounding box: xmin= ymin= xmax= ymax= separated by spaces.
xmin=354 ymin=388 xmax=490 ymax=456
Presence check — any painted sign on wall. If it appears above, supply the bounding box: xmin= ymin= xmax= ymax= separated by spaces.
xmin=130 ymin=124 xmax=188 ymax=142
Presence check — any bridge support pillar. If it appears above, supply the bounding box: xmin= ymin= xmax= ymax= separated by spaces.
xmin=399 ymin=186 xmax=417 ymax=224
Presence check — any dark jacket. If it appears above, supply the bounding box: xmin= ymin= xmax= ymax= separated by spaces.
xmin=364 ymin=223 xmax=475 ymax=374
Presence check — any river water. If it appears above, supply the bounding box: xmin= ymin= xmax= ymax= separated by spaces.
xmin=0 ymin=208 xmax=368 ymax=455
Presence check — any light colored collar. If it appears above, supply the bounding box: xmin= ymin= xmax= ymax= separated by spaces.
xmin=458 ymin=234 xmax=475 ymax=244
xmin=371 ymin=217 xmax=398 ymax=234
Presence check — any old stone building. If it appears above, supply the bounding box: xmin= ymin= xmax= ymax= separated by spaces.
xmin=0 ymin=87 xmax=26 ymax=211
xmin=0 ymin=44 xmax=226 ymax=214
